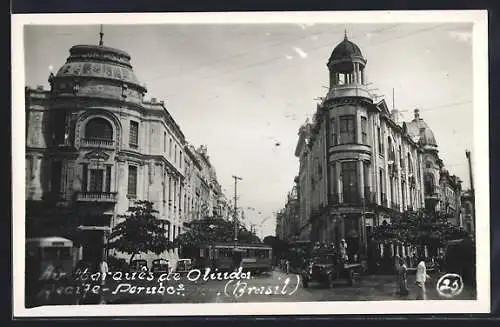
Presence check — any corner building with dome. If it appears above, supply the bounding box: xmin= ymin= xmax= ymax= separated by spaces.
xmin=293 ymin=34 xmax=464 ymax=259
xmin=25 ymin=39 xmax=229 ymax=263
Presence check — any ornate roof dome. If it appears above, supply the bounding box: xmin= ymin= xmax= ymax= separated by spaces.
xmin=54 ymin=44 xmax=146 ymax=93
xmin=406 ymin=109 xmax=438 ymax=148
xmin=328 ymin=33 xmax=365 ymax=65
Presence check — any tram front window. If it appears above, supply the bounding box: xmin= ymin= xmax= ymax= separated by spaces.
xmin=44 ymin=247 xmax=71 ymax=261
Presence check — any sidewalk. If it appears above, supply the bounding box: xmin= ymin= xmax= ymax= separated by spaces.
xmin=357 ymin=274 xmax=477 ymax=301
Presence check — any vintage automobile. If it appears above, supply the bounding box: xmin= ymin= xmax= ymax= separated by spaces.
xmin=176 ymin=259 xmax=192 ymax=274
xmin=300 ymin=249 xmax=362 ymax=288
xmin=151 ymin=259 xmax=170 ymax=276
xmin=129 ymin=259 xmax=148 ymax=273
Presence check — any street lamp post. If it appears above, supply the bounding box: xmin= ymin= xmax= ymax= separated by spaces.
xmin=232 ymin=175 xmax=242 ymax=246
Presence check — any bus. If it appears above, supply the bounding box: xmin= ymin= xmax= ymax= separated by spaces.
xmin=198 ymin=243 xmax=273 ymax=274
xmin=25 ymin=237 xmax=79 ymax=307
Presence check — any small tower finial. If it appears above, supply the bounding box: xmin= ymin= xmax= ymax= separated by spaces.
xmin=344 ymin=29 xmax=348 ymax=40
xmin=99 ymin=24 xmax=104 ymax=46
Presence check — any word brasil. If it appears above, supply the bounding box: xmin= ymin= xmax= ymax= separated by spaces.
xmin=224 ymin=275 xmax=300 ymax=298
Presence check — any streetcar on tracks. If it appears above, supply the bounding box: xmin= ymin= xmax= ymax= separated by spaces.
xmin=197 ymin=243 xmax=273 ymax=274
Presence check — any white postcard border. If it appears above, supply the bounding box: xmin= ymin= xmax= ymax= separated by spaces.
xmin=12 ymin=10 xmax=490 ymax=317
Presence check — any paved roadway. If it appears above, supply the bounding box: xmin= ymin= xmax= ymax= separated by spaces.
xmin=104 ymin=268 xmax=476 ymax=304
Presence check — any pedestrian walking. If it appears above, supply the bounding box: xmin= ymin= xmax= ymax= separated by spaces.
xmin=415 ymin=258 xmax=431 ymax=300
xmin=340 ymin=239 xmax=348 ymax=262
xmin=398 ymin=257 xmax=409 ymax=295
xmin=98 ymin=257 xmax=109 ymax=304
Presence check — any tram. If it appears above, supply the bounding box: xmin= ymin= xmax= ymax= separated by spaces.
xmin=25 ymin=237 xmax=79 ymax=307
xmin=198 ymin=243 xmax=273 ymax=274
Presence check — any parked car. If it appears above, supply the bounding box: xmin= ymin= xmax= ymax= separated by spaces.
xmin=300 ymin=249 xmax=362 ymax=288
xmin=151 ymin=259 xmax=169 ymax=276
xmin=129 ymin=259 xmax=148 ymax=273
xmin=176 ymin=259 xmax=192 ymax=274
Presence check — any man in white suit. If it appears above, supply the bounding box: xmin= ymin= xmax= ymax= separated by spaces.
xmin=416 ymin=258 xmax=431 ymax=300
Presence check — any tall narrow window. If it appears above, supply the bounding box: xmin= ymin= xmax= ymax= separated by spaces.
xmin=363 ymin=161 xmax=370 ymax=201
xmin=82 ymin=164 xmax=88 ymax=191
xmin=361 ymin=117 xmax=368 ymax=145
xmin=51 ymin=161 xmax=62 ymax=193
xmin=53 ymin=111 xmax=66 ymax=144
xmin=163 ymin=132 xmax=167 ymax=153
xmin=180 ymin=151 xmax=183 ymax=169
xmin=339 ymin=115 xmax=356 ymax=144
xmin=174 ymin=144 xmax=177 ymax=164
xmin=89 ymin=169 xmax=104 ymax=192
xmin=129 ymin=121 xmax=139 ymax=148
xmin=169 ymin=138 xmax=172 ymax=158
xmin=379 ymin=168 xmax=385 ymax=203
xmin=330 ymin=118 xmax=337 ymax=145
xmin=329 ymin=164 xmax=337 ymax=198
xmin=179 ymin=184 xmax=183 ymax=212
xmin=128 ymin=165 xmax=138 ymax=196
xmin=388 ymin=137 xmax=395 ymax=163
xmin=401 ymin=181 xmax=406 ymax=209
xmin=377 ymin=127 xmax=383 ymax=154
xmin=342 ymin=161 xmax=358 ymax=203
xmin=424 ymin=173 xmax=435 ymax=195
xmin=173 ymin=180 xmax=177 ymax=207
xmin=105 ymin=166 xmax=111 ymax=192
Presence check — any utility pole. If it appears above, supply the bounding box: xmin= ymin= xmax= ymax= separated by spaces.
xmin=465 ymin=150 xmax=474 ymax=193
xmin=232 ymin=175 xmax=242 ymax=246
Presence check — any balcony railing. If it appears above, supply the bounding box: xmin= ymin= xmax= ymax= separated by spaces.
xmin=76 ymin=191 xmax=118 ymax=202
xmin=81 ymin=138 xmax=115 ymax=149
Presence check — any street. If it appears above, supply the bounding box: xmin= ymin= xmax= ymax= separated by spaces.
xmin=104 ymin=268 xmax=476 ymax=304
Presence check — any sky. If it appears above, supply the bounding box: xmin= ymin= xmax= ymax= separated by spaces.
xmin=24 ymin=22 xmax=474 ymax=238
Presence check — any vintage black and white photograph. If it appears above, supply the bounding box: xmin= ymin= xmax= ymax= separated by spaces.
xmin=12 ymin=11 xmax=490 ymax=316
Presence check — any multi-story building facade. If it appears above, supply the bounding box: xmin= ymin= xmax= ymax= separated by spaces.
xmin=461 ymin=190 xmax=475 ymax=234
xmin=25 ymin=39 xmax=226 ymax=263
xmin=274 ymin=186 xmax=300 ymax=242
xmin=293 ymin=34 xmax=465 ymax=258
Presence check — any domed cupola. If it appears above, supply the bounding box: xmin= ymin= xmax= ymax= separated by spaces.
xmin=406 ymin=109 xmax=438 ymax=150
xmin=325 ymin=31 xmax=371 ymax=101
xmin=328 ymin=32 xmax=365 ymax=65
xmin=48 ymin=31 xmax=147 ymax=104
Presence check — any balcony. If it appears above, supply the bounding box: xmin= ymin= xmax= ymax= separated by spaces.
xmin=76 ymin=191 xmax=118 ymax=203
xmin=81 ymin=138 xmax=115 ymax=149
